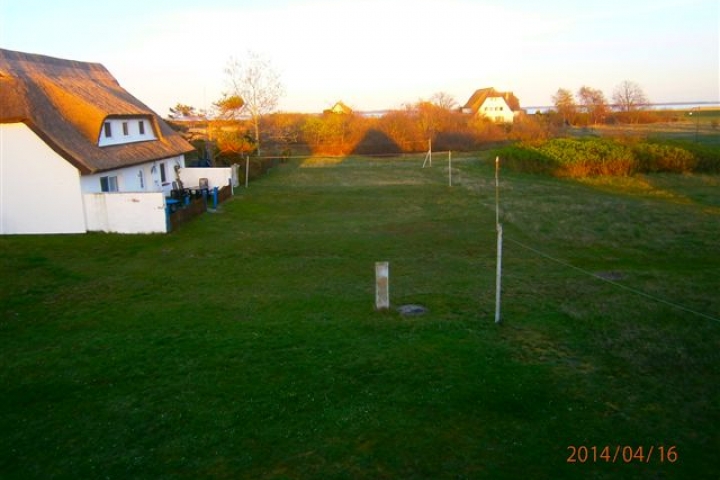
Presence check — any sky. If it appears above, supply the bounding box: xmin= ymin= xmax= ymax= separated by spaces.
xmin=1 ymin=0 xmax=718 ymax=115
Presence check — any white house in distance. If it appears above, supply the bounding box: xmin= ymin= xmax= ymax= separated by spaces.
xmin=462 ymin=87 xmax=522 ymax=123
xmin=0 ymin=48 xmax=196 ymax=234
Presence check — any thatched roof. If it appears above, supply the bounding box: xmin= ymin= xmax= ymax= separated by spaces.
xmin=0 ymin=48 xmax=193 ymax=174
xmin=463 ymin=88 xmax=521 ymax=113
xmin=324 ymin=101 xmax=353 ymax=115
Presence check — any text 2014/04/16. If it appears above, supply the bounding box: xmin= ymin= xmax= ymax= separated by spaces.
xmin=567 ymin=445 xmax=678 ymax=464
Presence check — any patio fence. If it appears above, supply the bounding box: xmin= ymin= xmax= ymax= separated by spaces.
xmin=167 ymin=184 xmax=233 ymax=231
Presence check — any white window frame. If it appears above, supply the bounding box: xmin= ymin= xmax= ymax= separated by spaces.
xmin=100 ymin=175 xmax=119 ymax=192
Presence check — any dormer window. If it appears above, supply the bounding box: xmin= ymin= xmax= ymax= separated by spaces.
xmin=98 ymin=116 xmax=157 ymax=147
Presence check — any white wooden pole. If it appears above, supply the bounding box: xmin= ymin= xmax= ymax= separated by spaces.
xmin=448 ymin=151 xmax=452 ymax=187
xmin=429 ymin=138 xmax=432 ymax=167
xmin=375 ymin=262 xmax=390 ymax=310
xmin=495 ymin=223 xmax=503 ymax=324
xmin=494 ymin=156 xmax=502 ymax=324
xmin=495 ymin=156 xmax=500 ymax=226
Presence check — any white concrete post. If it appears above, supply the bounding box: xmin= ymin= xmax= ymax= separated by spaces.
xmin=494 ymin=156 xmax=502 ymax=324
xmin=375 ymin=262 xmax=390 ymax=310
xmin=495 ymin=223 xmax=503 ymax=324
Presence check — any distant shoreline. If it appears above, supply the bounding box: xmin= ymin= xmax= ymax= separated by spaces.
xmin=353 ymin=102 xmax=720 ymax=118
xmin=523 ymin=101 xmax=720 ymax=115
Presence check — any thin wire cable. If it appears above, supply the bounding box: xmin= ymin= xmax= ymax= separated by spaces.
xmin=505 ymin=235 xmax=720 ymax=324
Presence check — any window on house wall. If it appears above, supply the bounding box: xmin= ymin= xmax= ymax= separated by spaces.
xmin=100 ymin=175 xmax=119 ymax=192
xmin=159 ymin=163 xmax=167 ymax=183
xmin=104 ymin=122 xmax=112 ymax=138
xmin=122 ymin=122 xmax=129 ymax=136
xmin=139 ymin=120 xmax=145 ymax=135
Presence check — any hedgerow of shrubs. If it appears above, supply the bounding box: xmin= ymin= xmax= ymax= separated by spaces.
xmin=632 ymin=143 xmax=696 ymax=173
xmin=657 ymin=140 xmax=720 ymax=173
xmin=496 ymin=138 xmax=720 ymax=177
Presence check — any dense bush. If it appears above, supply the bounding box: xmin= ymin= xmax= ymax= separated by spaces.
xmin=657 ymin=140 xmax=720 ymax=173
xmin=494 ymin=145 xmax=556 ymax=175
xmin=632 ymin=143 xmax=696 ymax=173
xmin=496 ymin=138 xmax=720 ymax=177
xmin=496 ymin=138 xmax=635 ymax=177
xmin=541 ymin=138 xmax=635 ymax=176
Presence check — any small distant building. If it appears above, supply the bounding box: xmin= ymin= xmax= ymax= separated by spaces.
xmin=462 ymin=88 xmax=521 ymax=123
xmin=324 ymin=101 xmax=353 ymax=115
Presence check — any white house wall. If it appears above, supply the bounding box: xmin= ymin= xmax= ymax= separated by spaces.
xmin=80 ymin=155 xmax=186 ymax=196
xmin=179 ymin=167 xmax=235 ymax=190
xmin=83 ymin=192 xmax=167 ymax=234
xmin=479 ymin=97 xmax=516 ymax=123
xmin=0 ymin=123 xmax=86 ymax=234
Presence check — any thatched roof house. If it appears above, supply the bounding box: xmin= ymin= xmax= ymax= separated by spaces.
xmin=0 ymin=48 xmax=193 ymax=174
xmin=324 ymin=101 xmax=353 ymax=115
xmin=462 ymin=88 xmax=521 ymax=123
xmin=0 ymin=48 xmax=197 ymax=234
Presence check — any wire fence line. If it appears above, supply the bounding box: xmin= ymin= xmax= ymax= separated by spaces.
xmin=482 ymin=149 xmax=720 ymax=325
xmin=503 ymin=235 xmax=720 ymax=324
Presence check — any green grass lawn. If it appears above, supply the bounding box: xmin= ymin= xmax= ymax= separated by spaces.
xmin=1 ymin=155 xmax=718 ymax=479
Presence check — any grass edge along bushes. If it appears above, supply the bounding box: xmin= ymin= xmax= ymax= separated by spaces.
xmin=656 ymin=139 xmax=720 ymax=173
xmin=495 ymin=137 xmax=720 ymax=177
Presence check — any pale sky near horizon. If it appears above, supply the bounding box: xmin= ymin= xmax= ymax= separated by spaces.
xmin=1 ymin=0 xmax=718 ymax=115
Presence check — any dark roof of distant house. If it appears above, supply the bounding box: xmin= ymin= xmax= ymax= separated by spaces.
xmin=463 ymin=88 xmax=521 ymax=113
xmin=0 ymin=48 xmax=193 ymax=174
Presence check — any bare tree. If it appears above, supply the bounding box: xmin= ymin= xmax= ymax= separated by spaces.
xmin=430 ymin=92 xmax=458 ymax=110
xmin=224 ymin=52 xmax=284 ymax=156
xmin=577 ymin=86 xmax=608 ymax=125
xmin=552 ymin=88 xmax=576 ymax=125
xmin=613 ymin=80 xmax=649 ymax=113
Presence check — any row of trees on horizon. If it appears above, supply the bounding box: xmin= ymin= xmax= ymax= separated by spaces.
xmin=167 ymin=53 xmax=676 ymax=162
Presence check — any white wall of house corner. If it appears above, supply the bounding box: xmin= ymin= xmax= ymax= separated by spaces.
xmin=83 ymin=192 xmax=167 ymax=234
xmin=80 ymin=155 xmax=186 ymax=196
xmin=0 ymin=123 xmax=86 ymax=234
xmin=480 ymin=97 xmax=515 ymax=123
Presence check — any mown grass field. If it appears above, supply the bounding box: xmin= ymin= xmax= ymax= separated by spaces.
xmin=1 ymin=154 xmax=719 ymax=479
